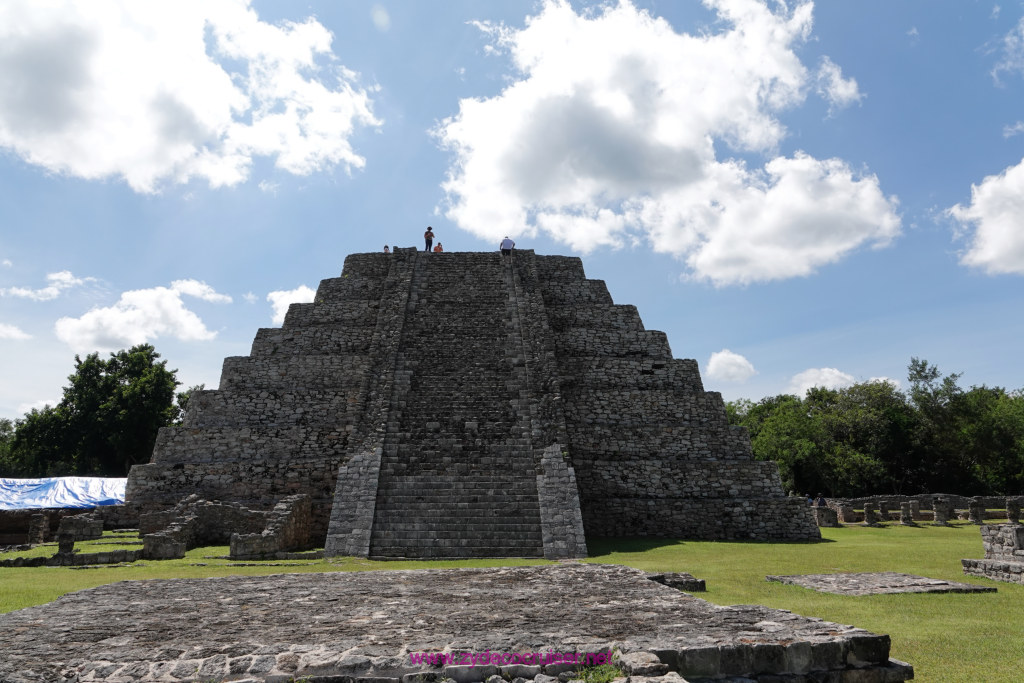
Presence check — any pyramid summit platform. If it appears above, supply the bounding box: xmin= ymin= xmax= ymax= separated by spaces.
xmin=126 ymin=249 xmax=818 ymax=557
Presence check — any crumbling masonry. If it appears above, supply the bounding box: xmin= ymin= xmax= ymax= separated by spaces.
xmin=126 ymin=249 xmax=818 ymax=558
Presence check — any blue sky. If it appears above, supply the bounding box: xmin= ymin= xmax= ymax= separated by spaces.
xmin=1 ymin=0 xmax=1023 ymax=420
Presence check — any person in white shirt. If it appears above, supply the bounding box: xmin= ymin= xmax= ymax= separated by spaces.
xmin=499 ymin=236 xmax=515 ymax=255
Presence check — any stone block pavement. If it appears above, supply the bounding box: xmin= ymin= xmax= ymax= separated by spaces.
xmin=0 ymin=564 xmax=912 ymax=682
xmin=766 ymin=572 xmax=996 ymax=595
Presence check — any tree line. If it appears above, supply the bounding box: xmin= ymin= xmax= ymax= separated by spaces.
xmin=726 ymin=358 xmax=1024 ymax=498
xmin=0 ymin=345 xmax=202 ymax=478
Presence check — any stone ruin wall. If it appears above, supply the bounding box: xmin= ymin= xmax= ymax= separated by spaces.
xmin=126 ymin=250 xmax=818 ymax=554
xmin=533 ymin=255 xmax=816 ymax=541
xmin=126 ymin=256 xmax=394 ymax=540
xmin=962 ymin=523 xmax=1024 ymax=585
xmin=0 ymin=508 xmax=90 ymax=545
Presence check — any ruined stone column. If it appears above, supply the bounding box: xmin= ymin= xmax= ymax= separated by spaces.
xmin=814 ymin=506 xmax=839 ymax=527
xmin=910 ymin=499 xmax=922 ymax=521
xmin=863 ymin=501 xmax=881 ymax=527
xmin=968 ymin=498 xmax=985 ymax=525
xmin=1007 ymin=497 xmax=1021 ymax=525
xmin=932 ymin=497 xmax=950 ymax=526
xmin=899 ymin=502 xmax=916 ymax=526
xmin=837 ymin=504 xmax=856 ymax=524
xmin=878 ymin=501 xmax=890 ymax=522
xmin=27 ymin=514 xmax=48 ymax=545
xmin=56 ymin=533 xmax=75 ymax=556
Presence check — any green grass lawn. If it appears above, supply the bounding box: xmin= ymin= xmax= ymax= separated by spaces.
xmin=2 ymin=522 xmax=1022 ymax=682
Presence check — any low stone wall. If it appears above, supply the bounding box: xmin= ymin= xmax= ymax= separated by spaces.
xmin=127 ymin=457 xmax=337 ymax=542
xmin=230 ymin=494 xmax=313 ymax=560
xmin=88 ymin=504 xmax=141 ymax=530
xmin=962 ymin=523 xmax=1024 ymax=585
xmin=140 ymin=496 xmax=268 ymax=543
xmin=0 ymin=508 xmax=90 ymax=545
xmin=0 ymin=542 xmax=142 ymax=568
xmin=56 ymin=515 xmax=104 ymax=541
xmin=139 ymin=494 xmax=316 ymax=561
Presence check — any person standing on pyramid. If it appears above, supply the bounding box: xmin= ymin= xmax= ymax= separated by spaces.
xmin=424 ymin=226 xmax=435 ymax=252
xmin=500 ymin=236 xmax=515 ymax=256
xmin=433 ymin=243 xmax=444 ymax=253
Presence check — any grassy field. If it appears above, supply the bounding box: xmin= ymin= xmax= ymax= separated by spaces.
xmin=2 ymin=522 xmax=1022 ymax=681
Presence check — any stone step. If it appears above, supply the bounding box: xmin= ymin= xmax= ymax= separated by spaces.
xmin=372 ymin=529 xmax=543 ymax=539
xmin=369 ymin=550 xmax=544 ymax=559
xmin=374 ymin=501 xmax=541 ymax=511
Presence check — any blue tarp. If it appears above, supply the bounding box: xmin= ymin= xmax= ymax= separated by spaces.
xmin=0 ymin=477 xmax=126 ymax=510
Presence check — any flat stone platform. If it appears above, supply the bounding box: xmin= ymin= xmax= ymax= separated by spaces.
xmin=766 ymin=572 xmax=996 ymax=596
xmin=0 ymin=564 xmax=912 ymax=683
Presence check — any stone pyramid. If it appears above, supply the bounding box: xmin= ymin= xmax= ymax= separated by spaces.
xmin=126 ymin=249 xmax=818 ymax=558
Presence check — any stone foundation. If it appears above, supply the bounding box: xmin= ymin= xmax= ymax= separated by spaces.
xmin=230 ymin=494 xmax=313 ymax=560
xmin=962 ymin=523 xmax=1024 ymax=585
xmin=0 ymin=563 xmax=912 ymax=683
xmin=138 ymin=494 xmax=315 ymax=561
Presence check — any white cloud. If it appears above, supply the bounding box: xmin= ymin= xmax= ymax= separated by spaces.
xmin=54 ymin=284 xmax=219 ymax=352
xmin=706 ymin=349 xmax=757 ymax=382
xmin=788 ymin=367 xmax=855 ymax=396
xmin=947 ymin=157 xmax=1024 ymax=275
xmin=868 ymin=376 xmax=901 ymax=389
xmin=170 ymin=279 xmax=233 ymax=304
xmin=371 ymin=5 xmax=391 ymax=32
xmin=1003 ymin=121 xmax=1024 ymax=137
xmin=993 ymin=17 xmax=1024 ymax=83
xmin=815 ymin=56 xmax=863 ymax=113
xmin=0 ymin=0 xmax=381 ymax=193
xmin=436 ymin=0 xmax=899 ymax=286
xmin=0 ymin=323 xmax=31 ymax=340
xmin=267 ymin=285 xmax=315 ymax=325
xmin=17 ymin=398 xmax=56 ymax=414
xmin=257 ymin=180 xmax=279 ymax=194
xmin=0 ymin=270 xmax=95 ymax=301
xmin=244 ymin=291 xmax=259 ymax=304
xmin=1 ymin=259 xmax=11 ymax=268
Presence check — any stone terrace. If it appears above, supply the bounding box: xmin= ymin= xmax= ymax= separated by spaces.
xmin=0 ymin=563 xmax=911 ymax=683
xmin=128 ymin=249 xmax=818 ymax=559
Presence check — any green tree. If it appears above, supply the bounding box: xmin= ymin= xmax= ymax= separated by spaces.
xmin=174 ymin=384 xmax=205 ymax=424
xmin=811 ymin=382 xmax=912 ymax=495
xmin=949 ymin=386 xmax=1024 ymax=494
xmin=735 ymin=393 xmax=828 ymax=495
xmin=4 ymin=345 xmax=179 ymax=477
xmin=6 ymin=406 xmax=72 ymax=476
xmin=0 ymin=417 xmax=16 ymax=474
